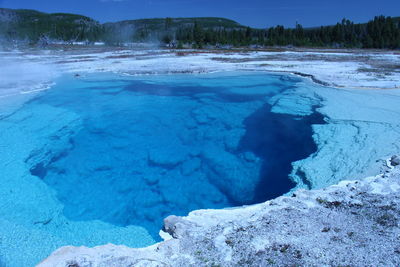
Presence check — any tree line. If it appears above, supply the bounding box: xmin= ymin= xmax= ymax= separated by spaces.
xmin=1 ymin=9 xmax=399 ymax=49
xmin=167 ymin=16 xmax=400 ymax=49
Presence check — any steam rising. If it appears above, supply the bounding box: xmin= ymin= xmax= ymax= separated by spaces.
xmin=0 ymin=54 xmax=59 ymax=115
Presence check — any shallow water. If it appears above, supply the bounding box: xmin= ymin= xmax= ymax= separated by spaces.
xmin=8 ymin=72 xmax=322 ymax=239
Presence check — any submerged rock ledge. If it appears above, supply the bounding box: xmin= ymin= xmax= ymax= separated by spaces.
xmin=39 ymin=158 xmax=400 ymax=266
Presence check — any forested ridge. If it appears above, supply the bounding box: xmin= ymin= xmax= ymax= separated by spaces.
xmin=0 ymin=8 xmax=103 ymax=42
xmin=0 ymin=8 xmax=399 ymax=49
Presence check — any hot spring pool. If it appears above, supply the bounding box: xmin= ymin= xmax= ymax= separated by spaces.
xmin=0 ymin=71 xmax=325 ymax=265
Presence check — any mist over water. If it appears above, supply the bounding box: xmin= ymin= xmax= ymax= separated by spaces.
xmin=0 ymin=57 xmax=57 ymax=96
xmin=0 ymin=56 xmax=58 ymax=118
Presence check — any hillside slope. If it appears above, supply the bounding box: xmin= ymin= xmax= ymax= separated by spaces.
xmin=0 ymin=8 xmax=247 ymax=45
xmin=0 ymin=8 xmax=103 ymax=42
xmin=105 ymin=17 xmax=244 ymax=31
xmin=103 ymin=17 xmax=246 ymax=44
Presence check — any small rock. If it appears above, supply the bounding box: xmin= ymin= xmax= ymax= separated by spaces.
xmin=390 ymin=155 xmax=400 ymax=166
xmin=163 ymin=215 xmax=193 ymax=238
xmin=321 ymin=227 xmax=331 ymax=232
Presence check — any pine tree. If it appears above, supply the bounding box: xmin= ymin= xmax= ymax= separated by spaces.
xmin=165 ymin=17 xmax=173 ymax=30
xmin=193 ymin=21 xmax=205 ymax=48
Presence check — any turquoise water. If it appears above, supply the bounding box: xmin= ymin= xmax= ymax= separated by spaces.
xmin=29 ymin=72 xmax=322 ymax=237
xmin=0 ymin=72 xmax=324 ymax=265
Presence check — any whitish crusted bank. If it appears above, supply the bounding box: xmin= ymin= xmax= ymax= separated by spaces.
xmin=39 ymin=157 xmax=400 ymax=267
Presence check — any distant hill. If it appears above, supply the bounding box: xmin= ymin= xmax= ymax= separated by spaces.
xmin=0 ymin=8 xmax=246 ymax=44
xmin=103 ymin=17 xmax=246 ymax=44
xmin=105 ymin=17 xmax=245 ymax=31
xmin=0 ymin=8 xmax=103 ymax=42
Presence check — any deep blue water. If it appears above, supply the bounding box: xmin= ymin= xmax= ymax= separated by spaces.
xmin=239 ymin=104 xmax=324 ymax=202
xmin=24 ymin=72 xmax=323 ymax=239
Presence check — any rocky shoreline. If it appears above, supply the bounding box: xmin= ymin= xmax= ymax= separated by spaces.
xmin=39 ymin=157 xmax=400 ymax=267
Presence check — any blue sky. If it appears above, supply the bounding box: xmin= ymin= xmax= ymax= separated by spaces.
xmin=0 ymin=0 xmax=399 ymax=28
